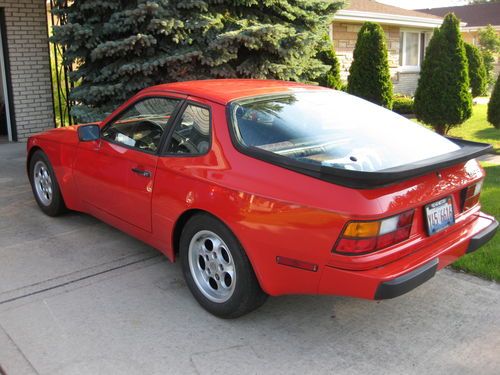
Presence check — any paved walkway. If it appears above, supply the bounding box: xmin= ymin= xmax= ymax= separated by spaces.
xmin=479 ymin=153 xmax=500 ymax=165
xmin=1 ymin=143 xmax=499 ymax=375
xmin=473 ymin=97 xmax=490 ymax=105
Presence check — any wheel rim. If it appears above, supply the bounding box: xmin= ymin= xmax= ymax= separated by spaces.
xmin=188 ymin=230 xmax=236 ymax=303
xmin=33 ymin=161 xmax=53 ymax=206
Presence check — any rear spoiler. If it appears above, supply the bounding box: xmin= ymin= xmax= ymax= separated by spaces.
xmin=243 ymin=138 xmax=492 ymax=189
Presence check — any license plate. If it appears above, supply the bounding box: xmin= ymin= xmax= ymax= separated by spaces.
xmin=425 ymin=197 xmax=455 ymax=235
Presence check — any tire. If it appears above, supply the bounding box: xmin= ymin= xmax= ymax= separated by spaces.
xmin=29 ymin=150 xmax=67 ymax=217
xmin=180 ymin=213 xmax=267 ymax=318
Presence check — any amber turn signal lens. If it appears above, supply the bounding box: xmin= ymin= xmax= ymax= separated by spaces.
xmin=343 ymin=221 xmax=380 ymax=238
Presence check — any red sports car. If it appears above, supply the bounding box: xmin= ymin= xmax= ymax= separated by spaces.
xmin=27 ymin=79 xmax=498 ymax=318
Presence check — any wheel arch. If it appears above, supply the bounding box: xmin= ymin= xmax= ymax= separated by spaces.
xmin=170 ymin=206 xmax=270 ymax=293
xmin=26 ymin=145 xmax=43 ymax=178
xmin=172 ymin=209 xmax=227 ymax=257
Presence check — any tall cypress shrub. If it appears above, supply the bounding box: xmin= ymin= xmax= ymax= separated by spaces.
xmin=414 ymin=13 xmax=472 ymax=135
xmin=488 ymin=74 xmax=500 ymax=129
xmin=347 ymin=22 xmax=393 ymax=109
xmin=465 ymin=43 xmax=487 ymax=97
xmin=316 ymin=34 xmax=342 ymax=90
xmin=51 ymin=0 xmax=343 ymax=122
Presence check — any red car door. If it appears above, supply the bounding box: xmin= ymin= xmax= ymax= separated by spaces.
xmin=74 ymin=96 xmax=184 ymax=232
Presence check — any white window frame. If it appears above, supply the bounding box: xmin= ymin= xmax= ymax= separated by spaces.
xmin=399 ymin=29 xmax=431 ymax=73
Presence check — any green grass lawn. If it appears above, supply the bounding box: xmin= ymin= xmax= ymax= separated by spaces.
xmin=452 ymin=163 xmax=500 ymax=281
xmin=446 ymin=104 xmax=499 ymax=154
xmin=412 ymin=104 xmax=499 ymax=281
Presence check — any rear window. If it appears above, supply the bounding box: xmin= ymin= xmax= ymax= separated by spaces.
xmin=229 ymin=90 xmax=460 ymax=172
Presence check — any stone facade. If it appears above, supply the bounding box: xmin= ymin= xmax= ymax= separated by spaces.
xmin=332 ymin=21 xmax=425 ymax=96
xmin=0 ymin=0 xmax=53 ymax=141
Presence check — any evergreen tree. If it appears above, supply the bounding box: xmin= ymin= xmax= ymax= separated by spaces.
xmin=414 ymin=13 xmax=472 ymax=135
xmin=465 ymin=43 xmax=488 ymax=97
xmin=52 ymin=0 xmax=343 ymax=122
xmin=347 ymin=22 xmax=393 ymax=109
xmin=478 ymin=25 xmax=500 ymax=86
xmin=487 ymin=73 xmax=500 ymax=128
xmin=316 ymin=34 xmax=342 ymax=90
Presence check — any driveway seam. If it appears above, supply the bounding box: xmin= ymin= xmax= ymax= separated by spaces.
xmin=0 ymin=322 xmax=39 ymax=375
xmin=0 ymin=254 xmax=161 ymax=306
xmin=0 ymin=251 xmax=155 ymax=298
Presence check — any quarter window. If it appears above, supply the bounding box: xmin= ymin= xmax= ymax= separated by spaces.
xmin=102 ymin=97 xmax=180 ymax=153
xmin=166 ymin=104 xmax=211 ymax=155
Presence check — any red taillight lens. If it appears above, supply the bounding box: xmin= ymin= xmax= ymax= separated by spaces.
xmin=462 ymin=180 xmax=482 ymax=211
xmin=334 ymin=210 xmax=414 ymax=255
xmin=336 ymin=237 xmax=377 ymax=254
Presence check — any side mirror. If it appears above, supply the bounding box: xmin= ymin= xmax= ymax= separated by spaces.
xmin=78 ymin=124 xmax=100 ymax=142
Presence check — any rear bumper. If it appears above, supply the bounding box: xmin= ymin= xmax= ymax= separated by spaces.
xmin=466 ymin=219 xmax=498 ymax=254
xmin=374 ymin=258 xmax=438 ymax=300
xmin=318 ymin=213 xmax=498 ymax=299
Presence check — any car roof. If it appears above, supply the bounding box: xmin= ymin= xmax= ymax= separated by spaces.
xmin=140 ymin=79 xmax=327 ymax=105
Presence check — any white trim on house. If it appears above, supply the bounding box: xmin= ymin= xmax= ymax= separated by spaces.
xmin=334 ymin=10 xmax=457 ymax=29
xmin=462 ymin=25 xmax=500 ymax=32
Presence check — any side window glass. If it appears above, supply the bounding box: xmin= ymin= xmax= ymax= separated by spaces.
xmin=102 ymin=97 xmax=180 ymax=153
xmin=167 ymin=104 xmax=211 ymax=155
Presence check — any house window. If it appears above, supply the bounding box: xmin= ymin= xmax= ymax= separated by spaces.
xmin=399 ymin=31 xmax=430 ymax=70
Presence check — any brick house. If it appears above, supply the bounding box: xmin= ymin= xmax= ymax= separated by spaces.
xmin=332 ymin=0 xmax=444 ymax=96
xmin=0 ymin=0 xmax=53 ymax=142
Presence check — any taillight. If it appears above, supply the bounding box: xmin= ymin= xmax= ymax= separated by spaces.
xmin=334 ymin=210 xmax=414 ymax=255
xmin=462 ymin=180 xmax=483 ymax=211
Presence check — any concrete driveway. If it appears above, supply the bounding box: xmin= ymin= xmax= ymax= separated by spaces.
xmin=1 ymin=142 xmax=499 ymax=375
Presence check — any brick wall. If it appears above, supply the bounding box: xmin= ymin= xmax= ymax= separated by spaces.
xmin=393 ymin=72 xmax=420 ymax=96
xmin=332 ymin=21 xmax=424 ymax=96
xmin=0 ymin=0 xmax=53 ymax=141
xmin=332 ymin=22 xmax=401 ymax=81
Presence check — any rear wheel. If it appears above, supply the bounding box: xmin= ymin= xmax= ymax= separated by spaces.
xmin=180 ymin=214 xmax=267 ymax=318
xmin=29 ymin=150 xmax=66 ymax=216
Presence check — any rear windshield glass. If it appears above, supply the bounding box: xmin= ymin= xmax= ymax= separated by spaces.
xmin=229 ymin=90 xmax=460 ymax=172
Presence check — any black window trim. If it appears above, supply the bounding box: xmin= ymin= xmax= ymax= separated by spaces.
xmin=225 ymin=93 xmax=492 ymax=189
xmin=100 ymin=95 xmax=186 ymax=156
xmin=159 ymin=100 xmax=213 ymax=158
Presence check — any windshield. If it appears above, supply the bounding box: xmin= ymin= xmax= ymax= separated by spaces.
xmin=229 ymin=90 xmax=461 ymax=172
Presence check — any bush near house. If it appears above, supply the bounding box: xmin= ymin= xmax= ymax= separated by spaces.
xmin=478 ymin=25 xmax=500 ymax=87
xmin=316 ymin=34 xmax=342 ymax=90
xmin=392 ymin=95 xmax=414 ymax=115
xmin=347 ymin=22 xmax=393 ymax=109
xmin=465 ymin=43 xmax=488 ymax=97
xmin=488 ymin=74 xmax=500 ymax=129
xmin=414 ymin=13 xmax=472 ymax=135
xmin=51 ymin=0 xmax=343 ymax=122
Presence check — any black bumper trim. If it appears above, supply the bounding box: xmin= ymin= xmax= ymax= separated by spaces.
xmin=466 ymin=219 xmax=498 ymax=254
xmin=374 ymin=258 xmax=439 ymax=300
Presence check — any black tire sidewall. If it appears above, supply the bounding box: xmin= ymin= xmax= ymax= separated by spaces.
xmin=29 ymin=150 xmax=65 ymax=216
xmin=180 ymin=214 xmax=266 ymax=318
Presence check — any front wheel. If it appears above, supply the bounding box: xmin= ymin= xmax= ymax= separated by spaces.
xmin=180 ymin=214 xmax=267 ymax=318
xmin=29 ymin=150 xmax=66 ymax=216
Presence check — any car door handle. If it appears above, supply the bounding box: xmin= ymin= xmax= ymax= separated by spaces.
xmin=131 ymin=168 xmax=151 ymax=178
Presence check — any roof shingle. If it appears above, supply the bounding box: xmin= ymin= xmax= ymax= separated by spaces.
xmin=344 ymin=0 xmax=443 ymax=20
xmin=417 ymin=3 xmax=500 ymax=27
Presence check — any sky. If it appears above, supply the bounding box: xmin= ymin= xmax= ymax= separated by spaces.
xmin=376 ymin=0 xmax=469 ymax=9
